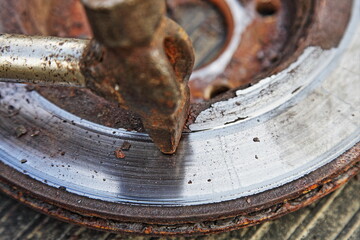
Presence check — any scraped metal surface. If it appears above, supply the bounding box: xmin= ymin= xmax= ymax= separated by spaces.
xmin=0 ymin=0 xmax=359 ymax=207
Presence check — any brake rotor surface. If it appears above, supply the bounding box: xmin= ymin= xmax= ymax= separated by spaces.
xmin=0 ymin=0 xmax=359 ymax=236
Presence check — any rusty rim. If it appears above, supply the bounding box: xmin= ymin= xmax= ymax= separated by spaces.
xmin=0 ymin=145 xmax=358 ymax=235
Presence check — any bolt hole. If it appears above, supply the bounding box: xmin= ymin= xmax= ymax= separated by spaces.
xmin=208 ymin=84 xmax=231 ymax=99
xmin=270 ymin=56 xmax=279 ymax=63
xmin=256 ymin=1 xmax=278 ymax=17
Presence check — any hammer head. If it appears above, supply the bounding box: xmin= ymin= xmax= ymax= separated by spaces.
xmin=81 ymin=0 xmax=195 ymax=154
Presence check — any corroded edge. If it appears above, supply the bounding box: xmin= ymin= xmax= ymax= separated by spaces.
xmin=0 ymin=143 xmax=358 ymax=236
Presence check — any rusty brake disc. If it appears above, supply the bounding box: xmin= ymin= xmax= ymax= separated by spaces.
xmin=0 ymin=0 xmax=359 ymax=236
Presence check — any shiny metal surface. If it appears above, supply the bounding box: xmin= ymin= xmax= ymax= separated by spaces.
xmin=0 ymin=0 xmax=359 ymax=208
xmin=0 ymin=34 xmax=87 ymax=86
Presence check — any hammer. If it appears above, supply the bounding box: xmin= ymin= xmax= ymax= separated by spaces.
xmin=0 ymin=0 xmax=195 ymax=154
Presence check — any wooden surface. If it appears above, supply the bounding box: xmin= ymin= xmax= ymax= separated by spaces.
xmin=0 ymin=175 xmax=359 ymax=240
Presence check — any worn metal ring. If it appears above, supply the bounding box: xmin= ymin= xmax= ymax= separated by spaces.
xmin=0 ymin=0 xmax=359 ymax=235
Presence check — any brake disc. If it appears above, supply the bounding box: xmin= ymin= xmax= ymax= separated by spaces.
xmin=0 ymin=0 xmax=359 ymax=236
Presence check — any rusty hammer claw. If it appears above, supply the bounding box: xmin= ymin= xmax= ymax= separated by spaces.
xmin=81 ymin=0 xmax=195 ymax=154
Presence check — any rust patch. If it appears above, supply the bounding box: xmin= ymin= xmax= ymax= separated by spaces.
xmin=115 ymin=149 xmax=126 ymax=159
